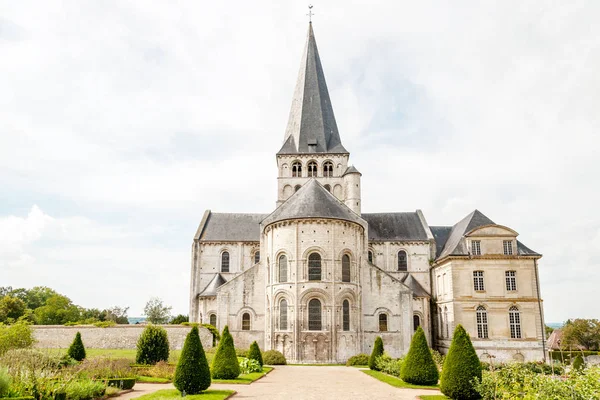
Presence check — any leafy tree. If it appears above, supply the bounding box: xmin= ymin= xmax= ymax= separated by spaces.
xmin=143 ymin=297 xmax=172 ymax=324
xmin=572 ymin=354 xmax=585 ymax=371
xmin=0 ymin=322 xmax=34 ymax=355
xmin=562 ymin=319 xmax=600 ymax=351
xmin=67 ymin=331 xmax=86 ymax=361
xmin=105 ymin=306 xmax=129 ymax=324
xmin=136 ymin=325 xmax=170 ymax=364
xmin=248 ymin=341 xmax=263 ymax=367
xmin=174 ymin=326 xmax=211 ymax=394
xmin=0 ymin=287 xmax=13 ymax=298
xmin=400 ymin=326 xmax=439 ymax=385
xmin=0 ymin=296 xmax=27 ymax=323
xmin=12 ymin=287 xmax=59 ymax=310
xmin=211 ymin=325 xmax=240 ymax=379
xmin=80 ymin=308 xmax=107 ymax=322
xmin=440 ymin=324 xmax=482 ymax=400
xmin=545 ymin=325 xmax=555 ymax=339
xmin=33 ymin=294 xmax=80 ymax=325
xmin=369 ymin=336 xmax=384 ymax=370
xmin=170 ymin=314 xmax=189 ymax=324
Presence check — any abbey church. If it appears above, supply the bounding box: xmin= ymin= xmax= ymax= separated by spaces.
xmin=189 ymin=23 xmax=546 ymax=363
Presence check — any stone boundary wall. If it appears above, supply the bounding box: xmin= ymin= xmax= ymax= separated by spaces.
xmin=32 ymin=325 xmax=213 ymax=350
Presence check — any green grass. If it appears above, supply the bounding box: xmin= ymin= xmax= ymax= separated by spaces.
xmin=44 ymin=348 xmax=182 ymax=363
xmin=136 ymin=376 xmax=171 ymax=383
xmin=361 ymin=370 xmax=439 ymax=390
xmin=418 ymin=396 xmax=450 ymax=400
xmin=287 ymin=363 xmax=345 ymax=366
xmin=212 ymin=367 xmax=273 ymax=384
xmin=134 ymin=389 xmax=235 ymax=400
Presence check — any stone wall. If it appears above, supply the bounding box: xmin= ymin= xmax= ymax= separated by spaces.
xmin=32 ymin=325 xmax=213 ymax=350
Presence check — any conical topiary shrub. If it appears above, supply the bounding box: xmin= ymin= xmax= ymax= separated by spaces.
xmin=174 ymin=325 xmax=211 ymax=394
xmin=440 ymin=324 xmax=482 ymax=400
xmin=573 ymin=354 xmax=585 ymax=371
xmin=248 ymin=341 xmax=263 ymax=367
xmin=67 ymin=331 xmax=86 ymax=361
xmin=136 ymin=325 xmax=170 ymax=365
xmin=400 ymin=326 xmax=439 ymax=385
xmin=211 ymin=325 xmax=240 ymax=379
xmin=369 ymin=336 xmax=384 ymax=370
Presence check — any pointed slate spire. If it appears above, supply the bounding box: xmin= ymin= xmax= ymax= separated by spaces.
xmin=278 ymin=23 xmax=347 ymax=155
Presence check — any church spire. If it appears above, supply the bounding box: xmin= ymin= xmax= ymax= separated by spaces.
xmin=278 ymin=23 xmax=347 ymax=155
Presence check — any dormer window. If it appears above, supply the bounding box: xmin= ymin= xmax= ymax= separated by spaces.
xmin=503 ymin=240 xmax=513 ymax=255
xmin=323 ymin=161 xmax=334 ymax=177
xmin=471 ymin=240 xmax=481 ymax=255
xmin=307 ymin=161 xmax=318 ymax=177
xmin=292 ymin=161 xmax=302 ymax=177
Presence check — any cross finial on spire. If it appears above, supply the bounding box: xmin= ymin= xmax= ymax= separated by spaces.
xmin=307 ymin=5 xmax=314 ymax=23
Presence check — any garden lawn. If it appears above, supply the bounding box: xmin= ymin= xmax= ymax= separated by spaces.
xmin=361 ymin=370 xmax=439 ymax=390
xmin=136 ymin=376 xmax=171 ymax=383
xmin=134 ymin=389 xmax=235 ymax=400
xmin=45 ymin=348 xmax=182 ymax=363
xmin=212 ymin=367 xmax=273 ymax=384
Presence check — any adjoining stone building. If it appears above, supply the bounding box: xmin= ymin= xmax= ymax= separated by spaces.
xmin=189 ymin=23 xmax=546 ymax=363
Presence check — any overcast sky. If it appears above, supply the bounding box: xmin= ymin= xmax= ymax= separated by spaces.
xmin=1 ymin=1 xmax=598 ymax=323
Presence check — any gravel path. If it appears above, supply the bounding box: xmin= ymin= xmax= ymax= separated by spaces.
xmin=120 ymin=366 xmax=441 ymax=399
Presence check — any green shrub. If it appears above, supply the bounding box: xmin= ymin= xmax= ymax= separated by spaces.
xmin=573 ymin=354 xmax=585 ymax=371
xmin=93 ymin=320 xmax=115 ymax=328
xmin=64 ymin=379 xmax=105 ymax=400
xmin=0 ymin=323 xmax=34 ymax=356
xmin=170 ymin=314 xmax=189 ymax=324
xmin=440 ymin=324 xmax=482 ymax=400
xmin=73 ymin=358 xmax=134 ymax=379
xmin=239 ymin=358 xmax=262 ymax=374
xmin=369 ymin=336 xmax=384 ymax=370
xmin=104 ymin=378 xmax=136 ymax=390
xmin=0 ymin=367 xmax=9 ymax=397
xmin=262 ymin=350 xmax=286 ymax=365
xmin=401 ymin=326 xmax=439 ymax=385
xmin=247 ymin=341 xmax=263 ymax=367
xmin=211 ymin=326 xmax=240 ymax=379
xmin=67 ymin=332 xmax=86 ymax=361
xmin=431 ymin=349 xmax=445 ymax=372
xmin=174 ymin=325 xmax=211 ymax=394
xmin=374 ymin=354 xmax=403 ymax=376
xmin=346 ymin=353 xmax=369 ymax=366
xmin=145 ymin=360 xmax=175 ymax=380
xmin=136 ymin=325 xmax=169 ymax=365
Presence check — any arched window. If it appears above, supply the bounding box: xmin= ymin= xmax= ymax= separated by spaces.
xmin=509 ymin=306 xmax=521 ymax=339
xmin=221 ymin=251 xmax=230 ymax=273
xmin=342 ymin=300 xmax=350 ymax=331
xmin=242 ymin=313 xmax=251 ymax=331
xmin=378 ymin=313 xmax=388 ymax=332
xmin=278 ymin=255 xmax=288 ymax=283
xmin=280 ymin=299 xmax=288 ymax=330
xmin=413 ymin=314 xmax=421 ymax=332
xmin=254 ymin=251 xmax=260 ymax=264
xmin=209 ymin=314 xmax=217 ymax=327
xmin=324 ymin=184 xmax=331 ymax=192
xmin=438 ymin=307 xmax=443 ymax=338
xmin=307 ymin=161 xmax=318 ymax=177
xmin=444 ymin=306 xmax=449 ymax=338
xmin=308 ymin=253 xmax=322 ymax=281
xmin=308 ymin=299 xmax=322 ymax=330
xmin=292 ymin=161 xmax=302 ymax=177
xmin=294 ymin=185 xmax=301 ymax=192
xmin=398 ymin=250 xmax=407 ymax=271
xmin=323 ymin=161 xmax=334 ymax=177
xmin=476 ymin=306 xmax=488 ymax=339
xmin=341 ymin=254 xmax=351 ymax=282
xmin=368 ymin=250 xmax=373 ymax=264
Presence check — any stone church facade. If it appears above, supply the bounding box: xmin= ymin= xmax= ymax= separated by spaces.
xmin=189 ymin=23 xmax=546 ymax=363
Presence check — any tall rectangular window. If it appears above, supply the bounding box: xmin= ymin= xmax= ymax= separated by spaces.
xmin=503 ymin=240 xmax=513 ymax=255
xmin=505 ymin=271 xmax=517 ymax=291
xmin=509 ymin=307 xmax=522 ymax=339
xmin=471 ymin=240 xmax=481 ymax=255
xmin=476 ymin=306 xmax=489 ymax=339
xmin=473 ymin=271 xmax=485 ymax=291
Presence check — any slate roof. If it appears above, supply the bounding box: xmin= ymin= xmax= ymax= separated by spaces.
xmin=430 ymin=226 xmax=452 ymax=258
xmin=198 ymin=213 xmax=267 ymax=242
xmin=262 ymin=179 xmax=365 ymax=227
xmin=198 ymin=273 xmax=227 ymax=297
xmin=342 ymin=165 xmax=361 ymax=176
xmin=517 ymin=240 xmax=541 ymax=256
xmin=362 ymin=213 xmax=428 ymax=241
xmin=437 ymin=210 xmax=495 ymax=259
xmin=401 ymin=274 xmax=430 ymax=298
xmin=278 ymin=23 xmax=347 ymax=155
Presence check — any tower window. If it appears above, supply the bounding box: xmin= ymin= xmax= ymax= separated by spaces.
xmin=413 ymin=315 xmax=421 ymax=332
xmin=476 ymin=306 xmax=488 ymax=339
xmin=254 ymin=251 xmax=260 ymax=264
xmin=292 ymin=161 xmax=302 ymax=177
xmin=378 ymin=313 xmax=388 ymax=332
xmin=509 ymin=306 xmax=522 ymax=339
xmin=368 ymin=250 xmax=373 ymax=263
xmin=397 ymin=250 xmax=407 ymax=271
xmin=209 ymin=313 xmax=217 ymax=327
xmin=341 ymin=254 xmax=351 ymax=282
xmin=221 ymin=251 xmax=230 ymax=273
xmin=473 ymin=271 xmax=485 ymax=291
xmin=242 ymin=313 xmax=251 ymax=331
xmin=342 ymin=300 xmax=350 ymax=331
xmin=472 ymin=240 xmax=481 ymax=255
xmin=323 ymin=161 xmax=334 ymax=177
xmin=503 ymin=240 xmax=513 ymax=255
xmin=505 ymin=271 xmax=517 ymax=291
xmin=307 ymin=161 xmax=318 ymax=177
xmin=279 ymin=255 xmax=288 ymax=283
xmin=308 ymin=253 xmax=322 ymax=281
xmin=280 ymin=299 xmax=288 ymax=330
xmin=308 ymin=299 xmax=322 ymax=330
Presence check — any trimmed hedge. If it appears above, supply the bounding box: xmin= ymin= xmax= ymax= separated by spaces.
xmin=262 ymin=350 xmax=286 ymax=365
xmin=248 ymin=341 xmax=263 ymax=367
xmin=174 ymin=325 xmax=211 ymax=394
xmin=549 ymin=350 xmax=598 ymax=363
xmin=136 ymin=325 xmax=170 ymax=365
xmin=67 ymin=332 xmax=86 ymax=361
xmin=105 ymin=378 xmax=136 ymax=390
xmin=369 ymin=336 xmax=384 ymax=370
xmin=346 ymin=353 xmax=369 ymax=366
xmin=211 ymin=326 xmax=240 ymax=379
xmin=440 ymin=324 xmax=482 ymax=400
xmin=400 ymin=326 xmax=439 ymax=385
